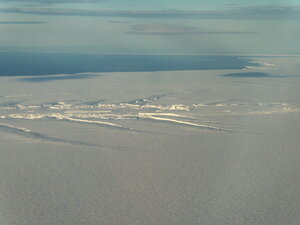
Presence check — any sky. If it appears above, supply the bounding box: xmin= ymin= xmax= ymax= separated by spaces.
xmin=0 ymin=0 xmax=300 ymax=54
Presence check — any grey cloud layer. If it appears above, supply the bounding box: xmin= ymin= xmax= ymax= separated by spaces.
xmin=0 ymin=0 xmax=104 ymax=3
xmin=0 ymin=21 xmax=46 ymax=24
xmin=1 ymin=5 xmax=300 ymax=19
xmin=129 ymin=23 xmax=257 ymax=35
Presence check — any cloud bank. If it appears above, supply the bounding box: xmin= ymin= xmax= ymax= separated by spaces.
xmin=1 ymin=5 xmax=300 ymax=20
xmin=129 ymin=24 xmax=197 ymax=35
xmin=129 ymin=23 xmax=257 ymax=35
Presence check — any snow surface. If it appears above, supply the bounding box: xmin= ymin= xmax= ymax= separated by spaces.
xmin=0 ymin=56 xmax=300 ymax=225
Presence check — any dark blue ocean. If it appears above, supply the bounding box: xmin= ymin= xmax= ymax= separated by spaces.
xmin=0 ymin=52 xmax=258 ymax=76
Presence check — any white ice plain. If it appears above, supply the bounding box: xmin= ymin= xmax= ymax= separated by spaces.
xmin=0 ymin=56 xmax=300 ymax=225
